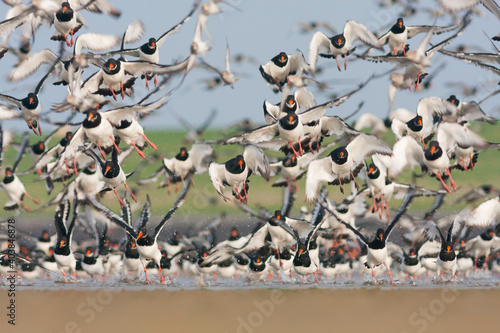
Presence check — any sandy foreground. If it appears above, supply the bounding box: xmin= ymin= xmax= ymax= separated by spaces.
xmin=1 ymin=287 xmax=499 ymax=332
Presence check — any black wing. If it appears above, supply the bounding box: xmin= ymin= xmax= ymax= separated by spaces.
xmin=424 ymin=191 xmax=445 ymax=219
xmin=121 ymin=199 xmax=132 ymax=226
xmin=88 ymin=197 xmax=137 ymax=238
xmin=12 ymin=132 xmax=29 ymax=173
xmin=384 ymin=186 xmax=416 ymax=242
xmin=310 ymin=189 xmax=327 ymax=226
xmin=153 ymin=172 xmax=193 ymax=238
xmin=280 ymin=186 xmax=295 ymax=217
xmin=319 ymin=198 xmax=369 ymax=245
xmin=446 ymin=220 xmax=455 ymax=243
xmin=67 ymin=194 xmax=79 ymax=242
xmin=34 ymin=53 xmax=62 ymax=95
xmin=138 ymin=195 xmax=151 ymax=231
xmin=54 ymin=199 xmax=71 ymax=241
xmin=157 ymin=0 xmax=201 ymax=47
xmin=83 ymin=147 xmax=106 ymax=170
xmin=305 ymin=218 xmax=326 ymax=251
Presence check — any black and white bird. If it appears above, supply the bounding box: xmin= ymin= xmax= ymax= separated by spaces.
xmin=0 ymin=58 xmax=55 ymax=135
xmin=81 ymin=57 xmax=188 ymax=101
xmin=201 ymin=41 xmax=238 ymax=88
xmin=8 ymin=32 xmax=120 ymax=83
xmin=1 ymin=134 xmax=39 ymax=211
xmin=308 ymin=20 xmax=382 ymax=72
xmin=444 ymin=94 xmax=497 ymax=124
xmin=208 ymin=145 xmax=270 ymax=204
xmin=305 ymin=133 xmax=392 ymax=201
xmin=270 ymin=142 xmax=334 ymax=192
xmin=259 ymin=50 xmax=309 ymax=93
xmin=53 ymin=197 xmax=78 ymax=282
xmin=378 ymin=17 xmax=460 ymax=55
xmin=83 ymin=147 xmax=136 ymax=206
xmin=384 ymin=137 xmax=458 ymax=193
xmin=322 ymin=188 xmax=415 ymax=284
xmin=220 ymin=82 xmax=368 ymax=157
xmin=89 ymin=179 xmax=192 ymax=283
xmin=389 ymin=97 xmax=456 ymax=148
xmin=98 ymin=0 xmax=199 ymax=88
xmin=423 ymin=219 xmax=460 ymax=279
xmin=140 ymin=143 xmax=213 ymax=192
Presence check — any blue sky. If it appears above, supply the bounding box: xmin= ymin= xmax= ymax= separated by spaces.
xmin=0 ymin=0 xmax=498 ymax=133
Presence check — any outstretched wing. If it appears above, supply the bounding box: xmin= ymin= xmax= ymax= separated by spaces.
xmin=305 ymin=157 xmax=335 ymax=203
xmin=243 ymin=145 xmax=270 ymax=181
xmin=154 ymin=173 xmax=192 ymax=238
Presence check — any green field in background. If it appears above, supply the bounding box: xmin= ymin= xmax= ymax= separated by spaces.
xmin=1 ymin=122 xmax=499 ymax=221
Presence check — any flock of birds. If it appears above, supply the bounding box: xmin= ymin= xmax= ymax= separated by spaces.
xmin=0 ymin=0 xmax=500 ymax=286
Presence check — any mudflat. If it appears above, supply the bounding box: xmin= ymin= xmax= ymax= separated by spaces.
xmin=2 ymin=287 xmax=499 ymax=332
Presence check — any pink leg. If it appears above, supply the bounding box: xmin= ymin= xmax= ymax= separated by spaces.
xmin=158 ymin=266 xmax=165 ymax=284
xmin=124 ymin=184 xmax=137 ymax=202
xmin=96 ymin=141 xmax=107 ymax=159
xmin=335 ymin=56 xmax=341 ymax=71
xmin=143 ymin=267 xmax=151 ymax=284
xmin=131 ymin=142 xmax=145 ymax=158
xmin=113 ymin=189 xmax=125 ymax=207
xmin=120 ymin=81 xmax=125 ymax=99
xmin=109 ymin=85 xmax=117 ymax=101
xmin=288 ymin=142 xmax=300 ymax=158
xmin=446 ymin=169 xmax=457 ymax=191
xmin=111 ymin=135 xmax=121 ymax=154
xmin=142 ymin=134 xmax=157 ymax=150
xmin=436 ymin=174 xmax=451 ymax=193
xmin=420 ymin=137 xmax=427 ymax=149
xmin=24 ymin=192 xmax=39 ymax=204
xmin=460 ymin=158 xmax=468 ymax=171
xmin=37 ymin=117 xmax=42 ymax=135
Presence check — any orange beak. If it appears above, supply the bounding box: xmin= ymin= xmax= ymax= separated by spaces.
xmin=109 ymin=63 xmax=113 ymax=70
xmin=151 ymin=42 xmax=155 ymax=47
xmin=418 ymin=119 xmax=422 ymax=126
xmin=203 ymin=253 xmax=207 ymax=258
xmin=29 ymin=97 xmax=33 ymax=103
xmin=86 ymin=250 xmax=92 ymax=256
xmin=256 ymin=258 xmax=261 ymax=263
xmin=88 ymin=112 xmax=94 ymax=120
xmin=63 ymin=6 xmax=67 ymax=12
xmin=490 ymin=232 xmax=494 ymax=237
xmin=131 ymin=243 xmax=136 ymax=248
xmin=337 ymin=38 xmax=342 ymax=44
xmin=136 ymin=232 xmax=143 ymax=241
xmin=60 ymin=240 xmax=65 ymax=247
xmin=276 ymin=214 xmax=281 ymax=220
xmin=289 ymin=116 xmax=294 ymax=122
xmin=232 ymin=230 xmax=237 ymax=236
xmin=399 ymin=22 xmax=402 ymax=27
xmin=379 ymin=233 xmax=383 ymax=239
xmin=281 ymin=56 xmax=285 ymax=61
xmin=105 ymin=166 xmax=111 ymax=175
xmin=430 ymin=146 xmax=436 ymax=154
xmin=369 ymin=167 xmax=374 ymax=174
xmin=340 ymin=152 xmax=344 ymax=158
xmin=238 ymin=160 xmax=243 ymax=170
xmin=447 ymin=245 xmax=451 ymax=251
xmin=299 ymin=249 xmax=303 ymax=254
